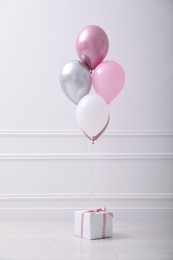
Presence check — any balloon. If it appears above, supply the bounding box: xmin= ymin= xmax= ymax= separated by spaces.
xmin=76 ymin=94 xmax=109 ymax=142
xmin=83 ymin=115 xmax=110 ymax=142
xmin=93 ymin=60 xmax=125 ymax=104
xmin=76 ymin=25 xmax=109 ymax=70
xmin=59 ymin=60 xmax=92 ymax=104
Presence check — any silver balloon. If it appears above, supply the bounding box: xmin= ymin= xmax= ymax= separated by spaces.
xmin=59 ymin=60 xmax=92 ymax=104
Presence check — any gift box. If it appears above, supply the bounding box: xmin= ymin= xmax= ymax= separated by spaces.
xmin=74 ymin=207 xmax=113 ymax=240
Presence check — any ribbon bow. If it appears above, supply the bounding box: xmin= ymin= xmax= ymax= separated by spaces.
xmin=86 ymin=207 xmax=107 ymax=214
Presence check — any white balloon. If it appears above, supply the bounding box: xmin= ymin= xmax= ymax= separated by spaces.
xmin=76 ymin=94 xmax=109 ymax=141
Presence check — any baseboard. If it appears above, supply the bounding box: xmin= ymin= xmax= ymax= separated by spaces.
xmin=0 ymin=193 xmax=173 ymax=210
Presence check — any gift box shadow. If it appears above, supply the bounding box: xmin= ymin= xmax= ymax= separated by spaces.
xmin=111 ymin=232 xmax=132 ymax=240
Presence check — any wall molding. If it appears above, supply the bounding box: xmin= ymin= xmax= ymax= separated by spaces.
xmin=1 ymin=193 xmax=172 ymax=200
xmin=0 ymin=130 xmax=173 ymax=137
xmin=0 ymin=193 xmax=173 ymax=210
xmin=0 ymin=131 xmax=172 ymax=211
xmin=0 ymin=153 xmax=173 ymax=160
xmin=1 ymin=130 xmax=172 ymax=156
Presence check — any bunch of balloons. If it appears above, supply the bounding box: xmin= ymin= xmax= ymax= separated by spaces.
xmin=60 ymin=25 xmax=125 ymax=143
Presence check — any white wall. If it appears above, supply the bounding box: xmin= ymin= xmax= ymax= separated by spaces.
xmin=0 ymin=0 xmax=173 ymax=210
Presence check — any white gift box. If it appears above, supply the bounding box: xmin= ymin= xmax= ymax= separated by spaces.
xmin=74 ymin=207 xmax=113 ymax=240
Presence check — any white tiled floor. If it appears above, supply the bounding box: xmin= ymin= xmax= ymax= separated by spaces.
xmin=0 ymin=210 xmax=173 ymax=260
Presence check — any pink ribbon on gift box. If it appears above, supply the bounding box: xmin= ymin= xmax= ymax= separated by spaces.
xmin=80 ymin=207 xmax=113 ymax=238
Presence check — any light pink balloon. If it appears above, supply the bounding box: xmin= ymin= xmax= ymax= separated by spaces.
xmin=93 ymin=61 xmax=125 ymax=104
xmin=76 ymin=25 xmax=109 ymax=70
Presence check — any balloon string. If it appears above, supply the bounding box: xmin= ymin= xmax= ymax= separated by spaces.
xmin=83 ymin=136 xmax=96 ymax=208
xmin=89 ymin=141 xmax=95 ymax=208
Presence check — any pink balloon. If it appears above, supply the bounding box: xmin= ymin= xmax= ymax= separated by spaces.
xmin=76 ymin=25 xmax=109 ymax=70
xmin=93 ymin=61 xmax=125 ymax=104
